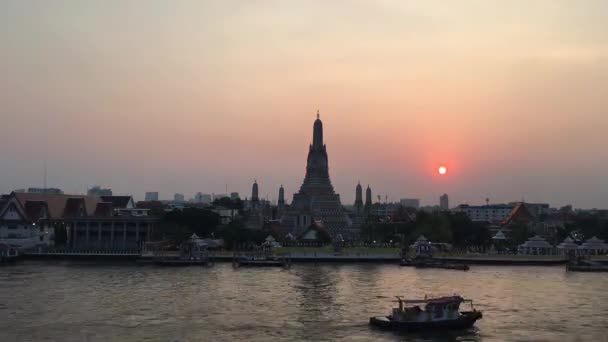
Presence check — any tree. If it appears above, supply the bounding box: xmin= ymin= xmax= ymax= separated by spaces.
xmin=163 ymin=207 xmax=221 ymax=237
xmin=212 ymin=197 xmax=243 ymax=211
xmin=510 ymin=223 xmax=531 ymax=245
xmin=153 ymin=222 xmax=192 ymax=244
xmin=216 ymin=220 xmax=266 ymax=249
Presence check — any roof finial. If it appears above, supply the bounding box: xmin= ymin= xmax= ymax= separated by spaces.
xmin=317 ymin=110 xmax=320 ymax=119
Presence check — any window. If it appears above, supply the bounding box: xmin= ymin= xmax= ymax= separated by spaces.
xmin=7 ymin=224 xmax=17 ymax=230
xmin=40 ymin=236 xmax=44 ymax=242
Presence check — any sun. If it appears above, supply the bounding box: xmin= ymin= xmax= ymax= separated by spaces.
xmin=438 ymin=165 xmax=448 ymax=175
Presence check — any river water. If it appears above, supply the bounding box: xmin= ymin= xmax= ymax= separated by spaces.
xmin=1 ymin=261 xmax=607 ymax=341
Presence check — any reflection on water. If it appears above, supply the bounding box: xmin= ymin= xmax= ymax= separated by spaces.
xmin=1 ymin=261 xmax=607 ymax=341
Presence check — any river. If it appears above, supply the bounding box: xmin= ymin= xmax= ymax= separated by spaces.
xmin=1 ymin=261 xmax=606 ymax=341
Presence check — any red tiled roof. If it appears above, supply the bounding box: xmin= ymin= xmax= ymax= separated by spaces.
xmin=94 ymin=202 xmax=113 ymax=217
xmin=502 ymin=203 xmax=535 ymax=225
xmin=24 ymin=201 xmax=48 ymax=221
xmin=13 ymin=192 xmax=100 ymax=219
xmin=63 ymin=198 xmax=87 ymax=217
xmin=100 ymin=196 xmax=132 ymax=208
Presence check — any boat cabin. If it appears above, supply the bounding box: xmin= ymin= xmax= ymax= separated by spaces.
xmin=391 ymin=296 xmax=473 ymax=322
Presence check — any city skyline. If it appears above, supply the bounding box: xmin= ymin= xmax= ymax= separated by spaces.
xmin=2 ymin=1 xmax=608 ymax=208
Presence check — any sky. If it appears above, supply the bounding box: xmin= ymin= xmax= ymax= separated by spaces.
xmin=1 ymin=0 xmax=607 ymax=208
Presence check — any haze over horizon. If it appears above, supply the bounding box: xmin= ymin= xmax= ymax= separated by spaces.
xmin=1 ymin=1 xmax=607 ymax=208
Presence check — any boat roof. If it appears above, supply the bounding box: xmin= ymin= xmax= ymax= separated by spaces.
xmin=396 ymin=295 xmax=467 ymax=304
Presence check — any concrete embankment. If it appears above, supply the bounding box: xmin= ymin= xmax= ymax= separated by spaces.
xmin=21 ymin=251 xmax=571 ymax=266
xmin=434 ymin=256 xmax=567 ymax=265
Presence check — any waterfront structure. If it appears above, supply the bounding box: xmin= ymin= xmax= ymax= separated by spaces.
xmin=145 ymin=192 xmax=159 ymax=201
xmin=400 ymin=198 xmax=420 ymax=209
xmin=453 ymin=204 xmax=515 ymax=223
xmin=440 ymin=194 xmax=449 ymax=210
xmin=577 ymin=236 xmax=607 ymax=256
xmin=174 ymin=193 xmax=185 ymax=202
xmin=0 ymin=192 xmax=157 ymax=250
xmin=518 ymin=235 xmax=554 ymax=255
xmin=280 ymin=112 xmax=352 ymax=239
xmin=88 ymin=186 xmax=113 ymax=197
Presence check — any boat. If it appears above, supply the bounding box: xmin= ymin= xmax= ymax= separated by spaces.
xmin=567 ymin=259 xmax=608 ymax=272
xmin=0 ymin=242 xmax=19 ymax=264
xmin=234 ymin=239 xmax=291 ymax=268
xmin=236 ymin=255 xmax=287 ymax=267
xmin=153 ymin=234 xmax=213 ymax=266
xmin=400 ymin=257 xmax=469 ymax=271
xmin=154 ymin=255 xmax=212 ymax=266
xmin=369 ymin=295 xmax=482 ymax=332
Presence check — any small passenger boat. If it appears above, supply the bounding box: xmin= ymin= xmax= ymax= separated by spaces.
xmin=234 ymin=241 xmax=291 ymax=268
xmin=400 ymin=257 xmax=469 ymax=271
xmin=153 ymin=234 xmax=213 ymax=266
xmin=0 ymin=242 xmax=19 ymax=264
xmin=236 ymin=256 xmax=287 ymax=267
xmin=154 ymin=255 xmax=211 ymax=266
xmin=369 ymin=295 xmax=482 ymax=332
xmin=567 ymin=259 xmax=608 ymax=272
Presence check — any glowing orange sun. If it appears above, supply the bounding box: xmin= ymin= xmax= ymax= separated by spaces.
xmin=438 ymin=166 xmax=448 ymax=175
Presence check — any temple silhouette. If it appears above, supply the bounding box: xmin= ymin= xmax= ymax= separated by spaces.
xmin=280 ymin=112 xmax=355 ymax=239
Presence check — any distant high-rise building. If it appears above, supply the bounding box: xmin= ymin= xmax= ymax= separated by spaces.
xmin=88 ymin=186 xmax=112 ymax=197
xmin=145 ymin=192 xmax=159 ymax=201
xmin=194 ymin=192 xmax=212 ymax=204
xmin=440 ymin=194 xmax=449 ymax=210
xmin=27 ymin=187 xmax=63 ymax=195
xmin=400 ymin=198 xmax=420 ymax=209
xmin=230 ymin=192 xmax=240 ymax=200
xmin=174 ymin=193 xmax=185 ymax=202
xmin=453 ymin=204 xmax=515 ymax=222
xmin=212 ymin=193 xmax=228 ymax=201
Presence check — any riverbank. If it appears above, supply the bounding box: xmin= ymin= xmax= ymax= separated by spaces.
xmin=19 ymin=249 xmax=577 ymax=266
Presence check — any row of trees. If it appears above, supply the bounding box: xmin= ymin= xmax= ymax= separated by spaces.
xmin=360 ymin=211 xmax=492 ymax=250
xmin=153 ymin=207 xmax=608 ymax=250
xmin=153 ymin=208 xmax=268 ymax=249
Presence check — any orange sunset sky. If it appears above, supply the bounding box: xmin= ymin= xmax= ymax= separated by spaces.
xmin=1 ymin=1 xmax=607 ymax=208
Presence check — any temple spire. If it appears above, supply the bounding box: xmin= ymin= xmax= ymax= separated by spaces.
xmin=251 ymin=180 xmax=259 ymax=202
xmin=312 ymin=111 xmax=323 ymax=150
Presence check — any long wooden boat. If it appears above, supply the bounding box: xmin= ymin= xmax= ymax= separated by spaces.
xmin=370 ymin=296 xmax=482 ymax=332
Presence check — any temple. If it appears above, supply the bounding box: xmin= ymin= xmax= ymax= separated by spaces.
xmin=280 ymin=112 xmax=354 ymax=239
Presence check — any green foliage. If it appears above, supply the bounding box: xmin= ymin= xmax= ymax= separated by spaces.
xmin=558 ymin=213 xmax=608 ymax=242
xmin=163 ymin=207 xmax=221 ymax=237
xmin=153 ymin=222 xmax=192 ymax=243
xmin=218 ymin=220 xmax=266 ymax=249
xmin=360 ymin=211 xmax=491 ymax=248
xmin=510 ymin=223 xmax=531 ymax=245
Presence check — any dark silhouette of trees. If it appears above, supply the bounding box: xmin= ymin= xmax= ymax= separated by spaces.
xmin=212 ymin=197 xmax=243 ymax=210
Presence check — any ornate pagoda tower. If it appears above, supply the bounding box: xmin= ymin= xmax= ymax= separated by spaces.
xmin=280 ymin=111 xmax=353 ymax=239
xmin=354 ymin=182 xmax=363 ymax=214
